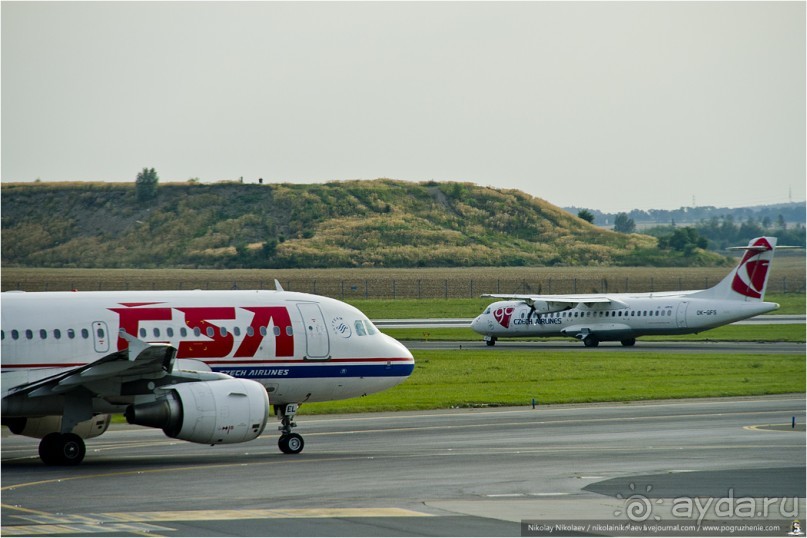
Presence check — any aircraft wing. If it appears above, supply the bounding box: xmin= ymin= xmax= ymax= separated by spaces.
xmin=482 ymin=294 xmax=629 ymax=310
xmin=2 ymin=333 xmax=227 ymax=401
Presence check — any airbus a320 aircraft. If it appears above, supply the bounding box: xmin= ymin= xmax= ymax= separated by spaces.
xmin=472 ymin=237 xmax=784 ymax=348
xmin=1 ymin=283 xmax=414 ymax=465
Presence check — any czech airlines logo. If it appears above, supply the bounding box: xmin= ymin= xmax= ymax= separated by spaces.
xmin=493 ymin=306 xmax=515 ymax=328
xmin=331 ymin=316 xmax=352 ymax=338
xmin=731 ymin=238 xmax=773 ymax=299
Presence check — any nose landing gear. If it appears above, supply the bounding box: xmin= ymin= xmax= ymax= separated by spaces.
xmin=275 ymin=403 xmax=305 ymax=454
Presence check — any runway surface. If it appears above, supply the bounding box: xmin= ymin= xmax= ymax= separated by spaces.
xmin=2 ymin=395 xmax=805 ymax=536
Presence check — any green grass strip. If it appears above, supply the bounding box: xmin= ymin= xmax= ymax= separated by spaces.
xmin=299 ymin=351 xmax=805 ymax=414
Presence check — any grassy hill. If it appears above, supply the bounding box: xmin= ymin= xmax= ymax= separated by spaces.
xmin=1 ymin=179 xmax=727 ymax=269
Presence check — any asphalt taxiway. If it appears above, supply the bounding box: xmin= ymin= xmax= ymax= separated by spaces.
xmin=2 ymin=395 xmax=804 ymax=536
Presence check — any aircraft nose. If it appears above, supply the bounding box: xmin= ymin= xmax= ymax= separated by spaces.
xmin=470 ymin=315 xmax=485 ymax=333
xmin=378 ymin=332 xmax=415 ymax=380
xmin=380 ymin=332 xmax=414 ymax=362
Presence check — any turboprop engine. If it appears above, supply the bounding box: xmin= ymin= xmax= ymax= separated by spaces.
xmin=125 ymin=378 xmax=270 ymax=445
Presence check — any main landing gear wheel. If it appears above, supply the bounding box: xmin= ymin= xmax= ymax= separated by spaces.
xmin=278 ymin=433 xmax=305 ymax=454
xmin=620 ymin=338 xmax=636 ymax=347
xmin=582 ymin=335 xmax=599 ymax=348
xmin=39 ymin=432 xmax=86 ymax=466
xmin=275 ymin=403 xmax=305 ymax=455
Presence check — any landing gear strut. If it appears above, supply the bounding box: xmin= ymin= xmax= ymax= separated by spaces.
xmin=275 ymin=403 xmax=305 ymax=455
xmin=38 ymin=432 xmax=86 ymax=466
xmin=484 ymin=336 xmax=497 ymax=347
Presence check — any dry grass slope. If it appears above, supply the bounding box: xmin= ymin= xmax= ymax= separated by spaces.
xmin=2 ymin=179 xmax=724 ymax=269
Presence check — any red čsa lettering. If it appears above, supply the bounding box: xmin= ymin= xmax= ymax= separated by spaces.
xmin=109 ymin=304 xmax=294 ymax=358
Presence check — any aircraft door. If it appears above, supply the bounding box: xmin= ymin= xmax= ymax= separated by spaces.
xmin=675 ymin=302 xmax=688 ymax=328
xmin=92 ymin=321 xmax=110 ymax=353
xmin=296 ymin=303 xmax=330 ymax=360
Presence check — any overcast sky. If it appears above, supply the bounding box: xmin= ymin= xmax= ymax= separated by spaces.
xmin=2 ymin=1 xmax=804 ymax=212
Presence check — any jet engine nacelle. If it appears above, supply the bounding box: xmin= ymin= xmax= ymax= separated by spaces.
xmin=125 ymin=378 xmax=270 ymax=445
xmin=4 ymin=414 xmax=111 ymax=440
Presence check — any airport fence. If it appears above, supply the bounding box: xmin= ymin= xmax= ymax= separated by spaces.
xmin=4 ymin=274 xmax=804 ymax=299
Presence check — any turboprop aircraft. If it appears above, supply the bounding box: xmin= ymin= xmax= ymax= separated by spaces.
xmin=471 ymin=236 xmax=784 ymax=348
xmin=1 ymin=284 xmax=414 ymax=465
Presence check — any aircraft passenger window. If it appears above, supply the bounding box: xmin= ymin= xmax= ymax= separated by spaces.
xmin=11 ymin=330 xmax=19 ymax=340
xmin=286 ymin=327 xmax=293 ymax=336
xmin=81 ymin=328 xmax=89 ymax=339
xmin=273 ymin=326 xmax=281 ymax=336
xmin=193 ymin=327 xmax=201 ymax=337
xmin=246 ymin=326 xmax=254 ymax=337
xmin=54 ymin=329 xmax=61 ymax=339
xmin=1 ymin=330 xmax=4 ymax=340
xmin=140 ymin=328 xmax=147 ymax=338
xmin=206 ymin=327 xmax=215 ymax=338
xmin=180 ymin=327 xmax=188 ymax=337
xmin=67 ymin=329 xmax=75 ymax=339
xmin=260 ymin=327 xmax=268 ymax=337
xmin=97 ymin=328 xmax=105 ymax=338
xmin=153 ymin=328 xmax=161 ymax=338
xmin=667 ymin=311 xmax=672 ymax=316
xmin=233 ymin=327 xmax=241 ymax=337
xmin=220 ymin=327 xmax=228 ymax=337
xmin=25 ymin=329 xmax=33 ymax=340
xmin=354 ymin=320 xmax=367 ymax=336
xmin=40 ymin=329 xmax=47 ymax=339
xmin=167 ymin=328 xmax=174 ymax=338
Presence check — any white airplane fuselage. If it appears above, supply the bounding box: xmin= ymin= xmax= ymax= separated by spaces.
xmin=472 ymin=293 xmax=778 ymax=341
xmin=2 ymin=289 xmax=414 ymax=410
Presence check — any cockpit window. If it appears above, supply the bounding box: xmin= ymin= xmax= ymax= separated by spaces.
xmin=484 ymin=308 xmax=491 ymax=315
xmin=353 ymin=319 xmax=377 ymax=336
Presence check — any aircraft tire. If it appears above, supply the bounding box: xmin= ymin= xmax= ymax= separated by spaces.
xmin=621 ymin=338 xmax=636 ymax=347
xmin=583 ymin=335 xmax=599 ymax=348
xmin=485 ymin=338 xmax=496 ymax=347
xmin=59 ymin=433 xmax=86 ymax=465
xmin=278 ymin=433 xmax=304 ymax=455
xmin=39 ymin=433 xmax=63 ymax=465
xmin=38 ymin=433 xmax=86 ymax=465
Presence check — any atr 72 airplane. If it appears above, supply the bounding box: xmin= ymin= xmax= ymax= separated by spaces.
xmin=1 ymin=283 xmax=414 ymax=465
xmin=472 ymin=236 xmax=784 ymax=348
